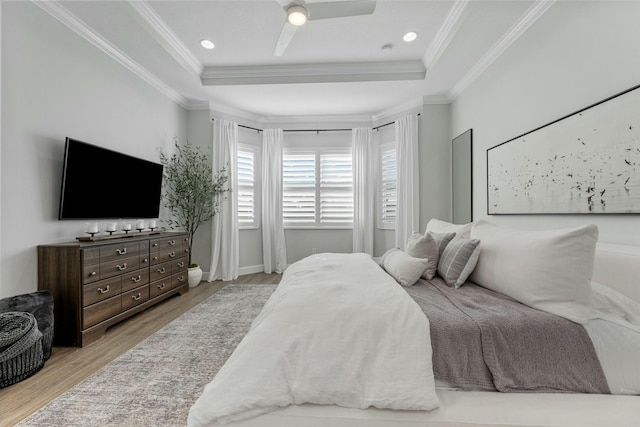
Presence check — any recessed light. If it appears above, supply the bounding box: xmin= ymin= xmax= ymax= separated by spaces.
xmin=403 ymin=31 xmax=418 ymax=42
xmin=200 ymin=39 xmax=215 ymax=50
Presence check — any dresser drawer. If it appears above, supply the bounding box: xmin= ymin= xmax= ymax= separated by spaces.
xmin=172 ymin=271 xmax=188 ymax=289
xmin=173 ymin=256 xmax=187 ymax=272
xmin=83 ymin=276 xmax=122 ymax=307
xmin=150 ymin=237 xmax=178 ymax=255
xmin=100 ymin=256 xmax=141 ymax=280
xmin=100 ymin=242 xmax=141 ymax=263
xmin=122 ymin=285 xmax=149 ymax=311
xmin=150 ymin=260 xmax=173 ymax=282
xmin=82 ymin=264 xmax=101 ymax=284
xmin=151 ymin=248 xmax=181 ymax=264
xmin=83 ymin=248 xmax=100 ymax=266
xmin=83 ymin=296 xmax=121 ymax=329
xmin=150 ymin=278 xmax=172 ymax=299
xmin=121 ymin=267 xmax=150 ymax=293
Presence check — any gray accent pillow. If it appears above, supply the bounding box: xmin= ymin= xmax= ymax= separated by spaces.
xmin=406 ymin=232 xmax=455 ymax=280
xmin=437 ymin=236 xmax=481 ymax=288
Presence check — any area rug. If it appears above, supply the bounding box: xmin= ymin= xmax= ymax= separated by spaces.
xmin=17 ymin=284 xmax=277 ymax=427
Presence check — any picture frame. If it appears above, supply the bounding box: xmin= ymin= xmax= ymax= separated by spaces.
xmin=487 ymin=84 xmax=640 ymax=215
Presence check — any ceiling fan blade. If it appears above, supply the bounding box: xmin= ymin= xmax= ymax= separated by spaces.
xmin=274 ymin=21 xmax=298 ymax=56
xmin=307 ymin=0 xmax=376 ymax=21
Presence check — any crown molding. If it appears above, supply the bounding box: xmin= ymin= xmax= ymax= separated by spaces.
xmin=201 ymin=61 xmax=426 ymax=86
xmin=125 ymin=1 xmax=203 ymax=76
xmin=208 ymin=101 xmax=265 ymax=124
xmin=422 ymin=0 xmax=470 ymax=69
xmin=259 ymin=114 xmax=374 ymax=125
xmin=372 ymin=97 xmax=423 ymax=123
xmin=448 ymin=0 xmax=555 ymax=101
xmin=422 ymin=94 xmax=452 ymax=105
xmin=33 ymin=0 xmax=190 ymax=108
xmin=184 ymin=100 xmax=210 ymax=111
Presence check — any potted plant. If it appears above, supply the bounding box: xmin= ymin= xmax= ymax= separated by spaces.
xmin=159 ymin=139 xmax=230 ymax=287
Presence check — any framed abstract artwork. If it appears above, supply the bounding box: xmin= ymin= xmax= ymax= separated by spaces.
xmin=487 ymin=84 xmax=640 ymax=215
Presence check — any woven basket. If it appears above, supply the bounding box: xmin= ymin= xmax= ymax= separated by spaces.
xmin=0 ymin=311 xmax=44 ymax=388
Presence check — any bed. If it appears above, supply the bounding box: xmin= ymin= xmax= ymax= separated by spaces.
xmin=188 ymin=219 xmax=640 ymax=427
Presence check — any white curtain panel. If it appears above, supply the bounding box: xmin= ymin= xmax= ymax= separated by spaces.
xmin=395 ymin=114 xmax=420 ymax=250
xmin=208 ymin=119 xmax=239 ymax=281
xmin=352 ymin=127 xmax=375 ymax=254
xmin=262 ymin=129 xmax=288 ymax=274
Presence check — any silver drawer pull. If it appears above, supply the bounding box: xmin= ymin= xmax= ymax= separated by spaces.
xmin=157 ymin=267 xmax=166 ymax=274
xmin=117 ymin=263 xmax=127 ymax=271
xmin=131 ymin=275 xmax=142 ymax=283
xmin=143 ymin=258 xmax=149 ymax=263
xmin=116 ymin=248 xmax=127 ymax=255
xmin=178 ymin=275 xmax=184 ymax=282
xmin=152 ymin=243 xmax=158 ymax=247
xmin=158 ymin=283 xmax=166 ymax=290
xmin=90 ymin=271 xmax=97 ymax=276
xmin=153 ymin=256 xmax=158 ymax=261
xmin=131 ymin=293 xmax=142 ymax=301
xmin=177 ymin=262 xmax=185 ymax=268
xmin=168 ymin=240 xmax=176 ymax=246
xmin=169 ymin=252 xmax=176 ymax=258
xmin=97 ymin=285 xmax=110 ymax=294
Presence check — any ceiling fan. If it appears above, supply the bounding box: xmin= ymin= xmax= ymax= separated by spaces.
xmin=274 ymin=0 xmax=377 ymax=56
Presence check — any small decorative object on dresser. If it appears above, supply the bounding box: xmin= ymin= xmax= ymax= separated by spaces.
xmin=37 ymin=232 xmax=189 ymax=347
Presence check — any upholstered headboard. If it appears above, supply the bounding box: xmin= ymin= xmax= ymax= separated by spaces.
xmin=592 ymin=243 xmax=640 ymax=304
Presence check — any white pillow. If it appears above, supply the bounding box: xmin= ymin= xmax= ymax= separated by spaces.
xmin=426 ymin=218 xmax=473 ymax=239
xmin=469 ymin=220 xmax=598 ymax=324
xmin=382 ymin=249 xmax=429 ymax=287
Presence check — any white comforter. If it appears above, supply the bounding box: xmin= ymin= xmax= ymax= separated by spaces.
xmin=188 ymin=253 xmax=439 ymax=426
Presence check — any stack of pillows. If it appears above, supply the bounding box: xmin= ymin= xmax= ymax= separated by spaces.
xmin=379 ymin=218 xmax=600 ymax=324
xmin=379 ymin=218 xmax=480 ymax=289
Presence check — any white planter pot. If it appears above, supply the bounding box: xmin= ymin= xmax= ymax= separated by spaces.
xmin=188 ymin=266 xmax=203 ymax=287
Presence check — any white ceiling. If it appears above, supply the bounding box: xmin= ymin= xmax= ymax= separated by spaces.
xmin=39 ymin=0 xmax=555 ymax=121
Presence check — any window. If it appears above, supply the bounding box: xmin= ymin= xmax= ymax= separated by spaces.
xmin=282 ymin=153 xmax=316 ymax=224
xmin=283 ymin=149 xmax=353 ymax=227
xmin=237 ymin=145 xmax=259 ymax=228
xmin=379 ymin=143 xmax=397 ymax=229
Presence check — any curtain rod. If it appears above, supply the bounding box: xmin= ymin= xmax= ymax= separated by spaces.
xmin=373 ymin=113 xmax=421 ymax=131
xmin=212 ymin=113 xmax=421 ymax=134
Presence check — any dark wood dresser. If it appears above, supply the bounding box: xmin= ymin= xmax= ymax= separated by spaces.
xmin=38 ymin=232 xmax=189 ymax=347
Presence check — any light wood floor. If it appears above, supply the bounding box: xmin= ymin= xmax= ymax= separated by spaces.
xmin=0 ymin=273 xmax=281 ymax=427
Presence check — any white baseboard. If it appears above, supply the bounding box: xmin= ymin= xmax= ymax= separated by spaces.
xmin=239 ymin=264 xmax=265 ymax=276
xmin=201 ymin=265 xmax=269 ymax=282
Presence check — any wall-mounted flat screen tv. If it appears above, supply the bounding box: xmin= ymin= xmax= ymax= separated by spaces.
xmin=58 ymin=137 xmax=163 ymax=220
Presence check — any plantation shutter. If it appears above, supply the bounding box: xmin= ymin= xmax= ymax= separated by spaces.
xmin=237 ymin=148 xmax=255 ymax=225
xmin=380 ymin=147 xmax=397 ymax=225
xmin=283 ymin=153 xmax=316 ymax=224
xmin=320 ymin=153 xmax=353 ymax=224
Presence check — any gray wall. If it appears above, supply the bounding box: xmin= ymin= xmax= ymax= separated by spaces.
xmin=0 ymin=2 xmax=186 ymax=298
xmin=450 ymin=1 xmax=640 ymax=245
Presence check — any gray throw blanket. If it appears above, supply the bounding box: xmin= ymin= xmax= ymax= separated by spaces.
xmin=405 ymin=277 xmax=610 ymax=394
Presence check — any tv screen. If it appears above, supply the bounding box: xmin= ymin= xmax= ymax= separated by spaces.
xmin=58 ymin=138 xmax=163 ymax=220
